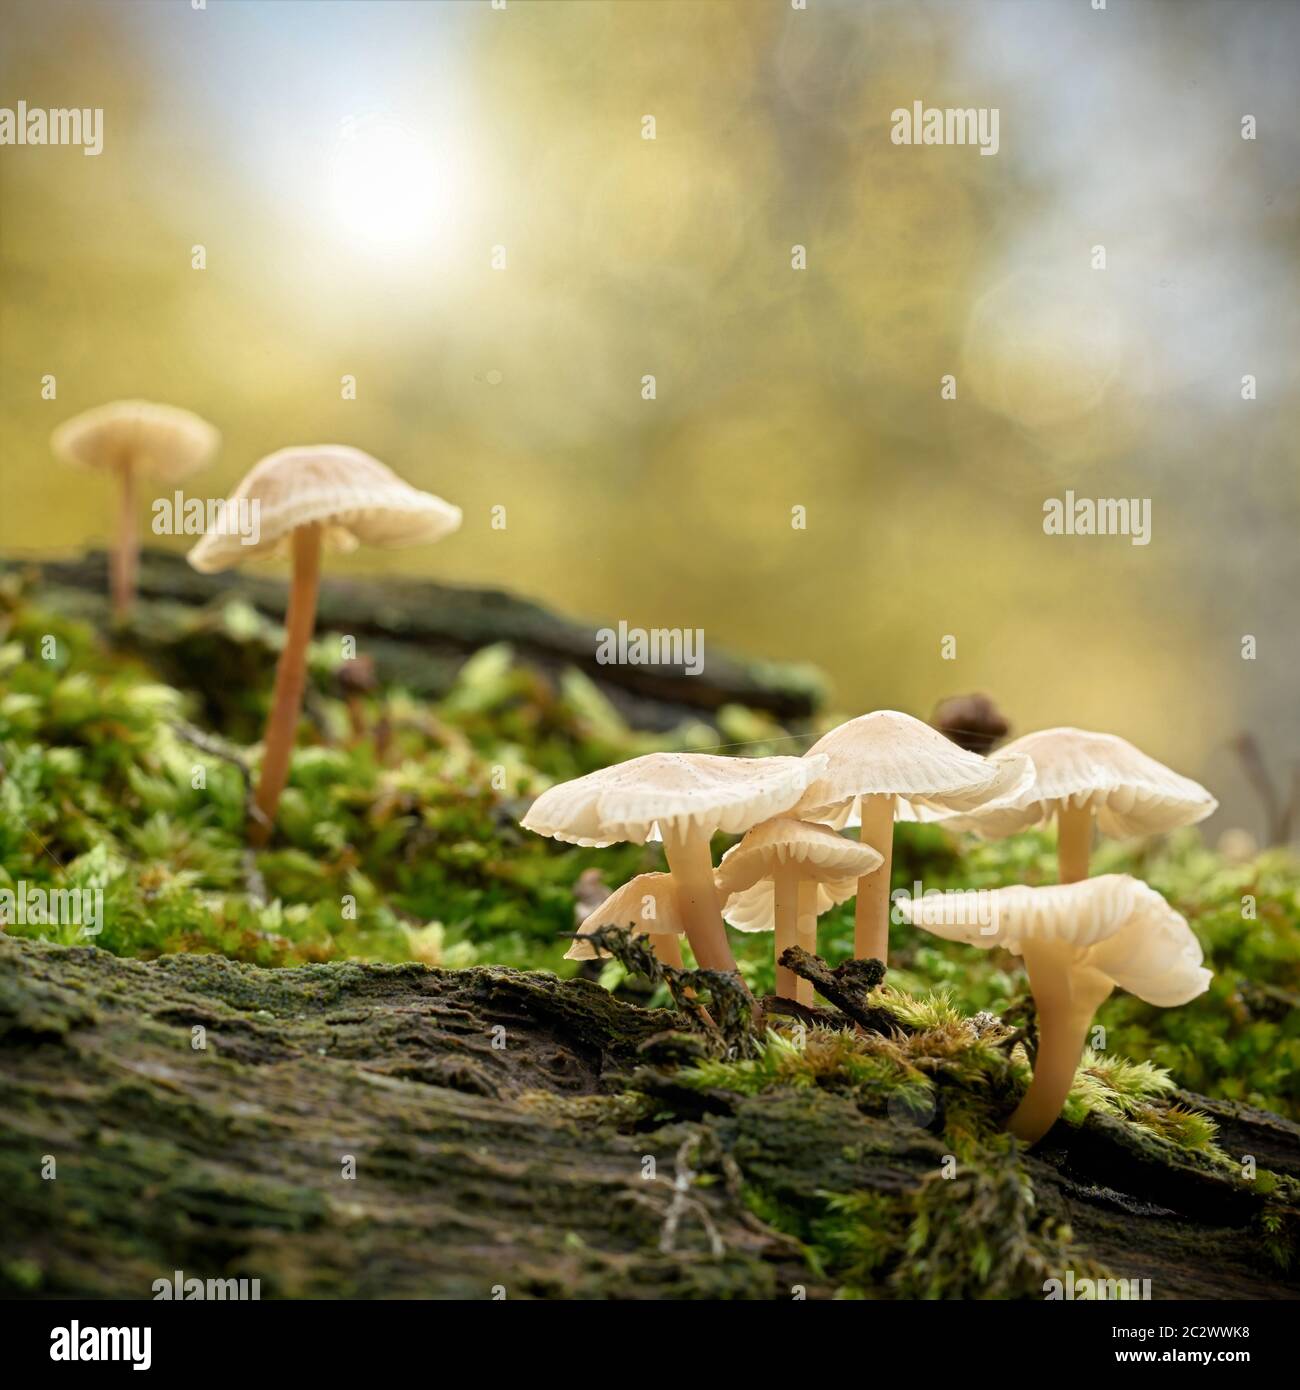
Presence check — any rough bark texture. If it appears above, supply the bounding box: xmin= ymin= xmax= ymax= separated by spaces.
xmin=2 ymin=550 xmax=826 ymax=729
xmin=2 ymin=936 xmax=1297 ymax=1300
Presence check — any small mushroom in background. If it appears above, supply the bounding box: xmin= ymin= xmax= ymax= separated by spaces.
xmin=565 ymin=872 xmax=686 ymax=969
xmin=51 ymin=399 xmax=220 ymax=622
xmin=935 ymin=727 xmax=1217 ymax=884
xmin=715 ymin=817 xmax=882 ymax=1004
xmin=188 ymin=445 xmax=462 ymax=845
xmin=792 ymin=711 xmax=1033 ymax=967
xmin=522 ymin=750 xmax=826 ymax=981
xmin=930 ymin=692 xmax=1010 ymax=754
xmin=898 ymin=874 xmax=1211 ymax=1144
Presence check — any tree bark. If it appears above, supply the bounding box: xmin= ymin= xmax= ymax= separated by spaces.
xmin=3 ymin=936 xmax=1295 ymax=1300
xmin=4 ymin=549 xmax=825 ymax=729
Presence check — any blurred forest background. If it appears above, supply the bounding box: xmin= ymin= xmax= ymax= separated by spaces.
xmin=1 ymin=0 xmax=1297 ymax=838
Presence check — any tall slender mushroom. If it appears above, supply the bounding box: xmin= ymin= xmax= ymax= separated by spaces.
xmin=715 ymin=817 xmax=881 ymax=1003
xmin=188 ymin=445 xmax=462 ymax=844
xmin=51 ymin=400 xmax=220 ymax=622
xmin=934 ymin=728 xmax=1217 ymax=884
xmin=792 ymin=711 xmax=1033 ymax=966
xmin=522 ymin=751 xmax=825 ymax=978
xmin=898 ymin=875 xmax=1211 ymax=1143
xmin=565 ymin=872 xmax=686 ymax=970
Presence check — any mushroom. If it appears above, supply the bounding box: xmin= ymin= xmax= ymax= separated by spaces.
xmin=565 ymin=872 xmax=686 ymax=969
xmin=898 ymin=874 xmax=1211 ymax=1144
xmin=930 ymin=692 xmax=1010 ymax=754
xmin=522 ymin=751 xmax=826 ymax=978
xmin=715 ymin=817 xmax=882 ymax=1003
xmin=188 ymin=445 xmax=462 ymax=844
xmin=51 ymin=399 xmax=220 ymax=622
xmin=792 ymin=711 xmax=1033 ymax=966
xmin=934 ymin=728 xmax=1217 ymax=884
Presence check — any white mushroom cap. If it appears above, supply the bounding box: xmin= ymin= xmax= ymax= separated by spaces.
xmin=714 ymin=817 xmax=883 ymax=934
xmin=721 ymin=876 xmax=858 ymax=933
xmin=934 ymin=728 xmax=1217 ymax=839
xmin=896 ymin=874 xmax=1211 ymax=1007
xmin=717 ymin=817 xmax=883 ymax=888
xmin=51 ymin=400 xmax=220 ymax=483
xmin=521 ymin=751 xmax=827 ymax=848
xmin=565 ymin=872 xmax=683 ymax=961
xmin=793 ymin=710 xmax=1033 ymax=826
xmin=187 ymin=445 xmax=462 ymax=573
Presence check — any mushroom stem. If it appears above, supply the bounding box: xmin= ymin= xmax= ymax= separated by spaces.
xmin=1007 ymin=941 xmax=1112 ymax=1144
xmin=111 ymin=459 xmax=137 ymax=623
xmin=794 ymin=879 xmax=817 ymax=1006
xmin=1057 ymin=802 xmax=1093 ymax=883
xmin=651 ymin=933 xmax=684 ymax=971
xmin=250 ymin=523 xmax=323 ymax=846
xmin=663 ymin=825 xmax=740 ymax=979
xmin=772 ymin=865 xmax=800 ymax=1001
xmin=853 ymin=793 xmax=896 ymax=963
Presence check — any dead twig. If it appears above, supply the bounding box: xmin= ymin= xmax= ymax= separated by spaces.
xmin=777 ymin=946 xmax=895 ymax=1033
xmin=170 ymin=719 xmax=269 ymax=900
xmin=576 ymin=925 xmax=759 ymax=1058
xmin=659 ymin=1136 xmax=724 ymax=1258
xmin=171 ymin=719 xmax=252 ymax=785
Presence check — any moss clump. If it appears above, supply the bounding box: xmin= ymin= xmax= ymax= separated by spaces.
xmin=661 ymin=1003 xmax=1298 ymax=1297
xmin=677 ymin=1002 xmax=1222 ymax=1161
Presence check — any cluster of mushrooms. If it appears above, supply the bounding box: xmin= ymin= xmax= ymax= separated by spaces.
xmin=524 ymin=716 xmax=1217 ymax=1144
xmin=53 ymin=401 xmax=1217 ymax=1147
xmin=51 ymin=401 xmax=462 ymax=845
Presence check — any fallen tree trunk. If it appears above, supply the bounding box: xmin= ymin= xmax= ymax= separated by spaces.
xmin=2 ymin=936 xmax=1296 ymax=1300
xmin=1 ymin=550 xmax=826 ymax=730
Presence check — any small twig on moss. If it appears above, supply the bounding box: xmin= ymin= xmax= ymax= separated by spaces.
xmin=170 ymin=717 xmax=266 ymax=827
xmin=577 ymin=925 xmax=758 ymax=1058
xmin=777 ymin=946 xmax=895 ymax=1033
xmin=171 ymin=719 xmax=252 ymax=783
xmin=170 ymin=720 xmax=270 ymax=898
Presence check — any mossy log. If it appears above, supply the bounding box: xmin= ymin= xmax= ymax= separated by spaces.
xmin=3 ymin=936 xmax=1297 ymax=1300
xmin=2 ymin=550 xmax=826 ymax=729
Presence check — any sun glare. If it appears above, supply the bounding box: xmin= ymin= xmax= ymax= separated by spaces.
xmin=328 ymin=113 xmax=451 ymax=250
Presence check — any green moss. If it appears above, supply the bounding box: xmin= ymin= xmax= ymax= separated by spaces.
xmin=2 ymin=582 xmax=1298 ymax=1125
